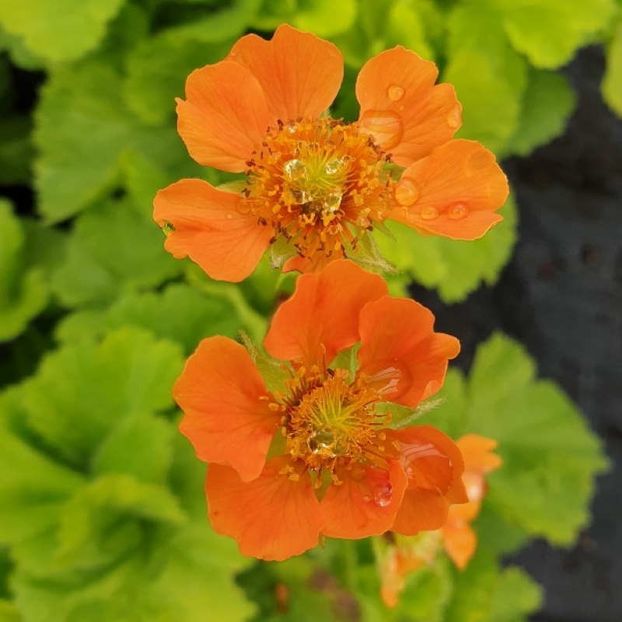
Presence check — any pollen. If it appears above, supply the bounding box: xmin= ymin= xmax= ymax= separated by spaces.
xmin=278 ymin=367 xmax=390 ymax=476
xmin=243 ymin=118 xmax=394 ymax=266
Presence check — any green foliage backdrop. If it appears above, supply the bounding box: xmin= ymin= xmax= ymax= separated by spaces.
xmin=0 ymin=0 xmax=616 ymax=620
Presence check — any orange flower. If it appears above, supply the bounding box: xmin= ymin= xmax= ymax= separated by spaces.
xmin=174 ymin=260 xmax=466 ymax=560
xmin=154 ymin=25 xmax=509 ymax=282
xmin=379 ymin=434 xmax=501 ymax=607
xmin=441 ymin=434 xmax=502 ymax=569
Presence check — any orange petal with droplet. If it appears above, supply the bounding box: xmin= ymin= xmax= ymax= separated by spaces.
xmin=391 ymin=426 xmax=467 ymax=535
xmin=356 ymin=46 xmax=461 ymax=166
xmin=357 ymin=296 xmax=460 ymax=407
xmin=321 ymin=460 xmax=407 ymax=538
xmin=390 ymin=139 xmax=509 ymax=240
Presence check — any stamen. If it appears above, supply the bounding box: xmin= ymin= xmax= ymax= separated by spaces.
xmin=245 ymin=118 xmax=394 ymax=265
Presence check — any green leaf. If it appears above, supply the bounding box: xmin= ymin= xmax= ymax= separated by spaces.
xmin=55 ymin=283 xmax=243 ymax=353
xmin=495 ymin=0 xmax=616 ymax=69
xmin=293 ymin=0 xmax=357 ymax=37
xmin=124 ymin=37 xmax=228 ymax=127
xmin=51 ymin=198 xmax=181 ymax=308
xmin=422 ymin=333 xmax=609 ymax=545
xmin=505 ymin=69 xmax=576 ymax=156
xmin=0 ymin=600 xmax=20 ymax=622
xmin=603 ymin=21 xmax=622 ymax=116
xmin=488 ymin=566 xmax=543 ymax=622
xmin=0 ymin=0 xmax=125 ymax=63
xmin=0 ymin=201 xmax=48 ymax=342
xmin=13 ymin=522 xmax=254 ymax=622
xmin=20 ymin=327 xmax=183 ymax=470
xmin=91 ymin=413 xmax=174 ymax=485
xmin=255 ymin=0 xmax=356 ymax=37
xmin=444 ymin=3 xmax=528 ymax=153
xmin=445 ymin=549 xmax=541 ymax=622
xmin=55 ymin=474 xmax=185 ymax=571
xmin=378 ymin=197 xmax=517 ymax=303
xmin=35 ymin=60 xmax=200 ymax=223
xmin=0 ymin=26 xmax=44 ymax=70
xmin=0 ymin=388 xmax=83 ymax=546
xmin=334 ymin=0 xmax=438 ymax=68
xmin=0 ymin=115 xmax=32 ymax=185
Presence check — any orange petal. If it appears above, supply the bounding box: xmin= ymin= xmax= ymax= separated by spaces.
xmin=357 ymin=296 xmax=460 ymax=407
xmin=356 ymin=47 xmax=461 ymax=166
xmin=175 ymin=336 xmax=278 ymax=482
xmin=229 ymin=24 xmax=343 ymax=123
xmin=442 ymin=522 xmax=477 ymax=569
xmin=153 ymin=179 xmax=273 ymax=282
xmin=390 ymin=139 xmax=509 ymax=240
xmin=393 ymin=488 xmax=450 ymax=534
xmin=457 ymin=434 xmax=502 ymax=475
xmin=176 ymin=60 xmax=273 ymax=172
xmin=264 ymin=259 xmax=387 ymax=364
xmin=206 ymin=459 xmax=322 ymax=561
xmin=321 ymin=460 xmax=407 ymax=538
xmin=391 ymin=426 xmax=467 ymax=535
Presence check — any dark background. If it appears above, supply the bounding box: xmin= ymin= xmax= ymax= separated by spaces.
xmin=413 ymin=47 xmax=622 ymax=622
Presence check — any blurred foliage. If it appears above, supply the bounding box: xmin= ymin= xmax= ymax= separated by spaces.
xmin=0 ymin=0 xmax=615 ymax=619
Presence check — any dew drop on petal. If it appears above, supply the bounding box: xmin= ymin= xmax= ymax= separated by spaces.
xmin=420 ymin=206 xmax=439 ymax=220
xmin=387 ymin=84 xmax=405 ymax=102
xmin=447 ymin=105 xmax=461 ymax=129
xmin=373 ymin=481 xmax=393 ymax=508
xmin=358 ymin=110 xmax=403 ymax=150
xmin=447 ymin=202 xmax=468 ymax=220
xmin=394 ymin=179 xmax=419 ymax=207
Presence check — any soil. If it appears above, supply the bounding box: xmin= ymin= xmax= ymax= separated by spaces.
xmin=412 ymin=46 xmax=622 ymax=622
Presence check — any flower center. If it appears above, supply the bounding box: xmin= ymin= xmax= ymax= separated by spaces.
xmin=278 ymin=368 xmax=389 ymax=476
xmin=244 ymin=118 xmax=394 ymax=265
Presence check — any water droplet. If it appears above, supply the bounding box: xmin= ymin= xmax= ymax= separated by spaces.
xmin=324 ymin=157 xmax=347 ymax=177
xmin=447 ymin=202 xmax=468 ymax=220
xmin=284 ymin=159 xmax=307 ymax=182
xmin=447 ymin=105 xmax=461 ymax=129
xmin=387 ymin=84 xmax=404 ymax=102
xmin=394 ymin=179 xmax=419 ymax=207
xmin=323 ymin=191 xmax=343 ymax=214
xmin=373 ymin=481 xmax=393 ymax=508
xmin=358 ymin=110 xmax=403 ymax=150
xmin=225 ymin=213 xmax=234 ymax=220
xmin=308 ymin=428 xmax=336 ymax=455
xmin=420 ymin=206 xmax=439 ymax=220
